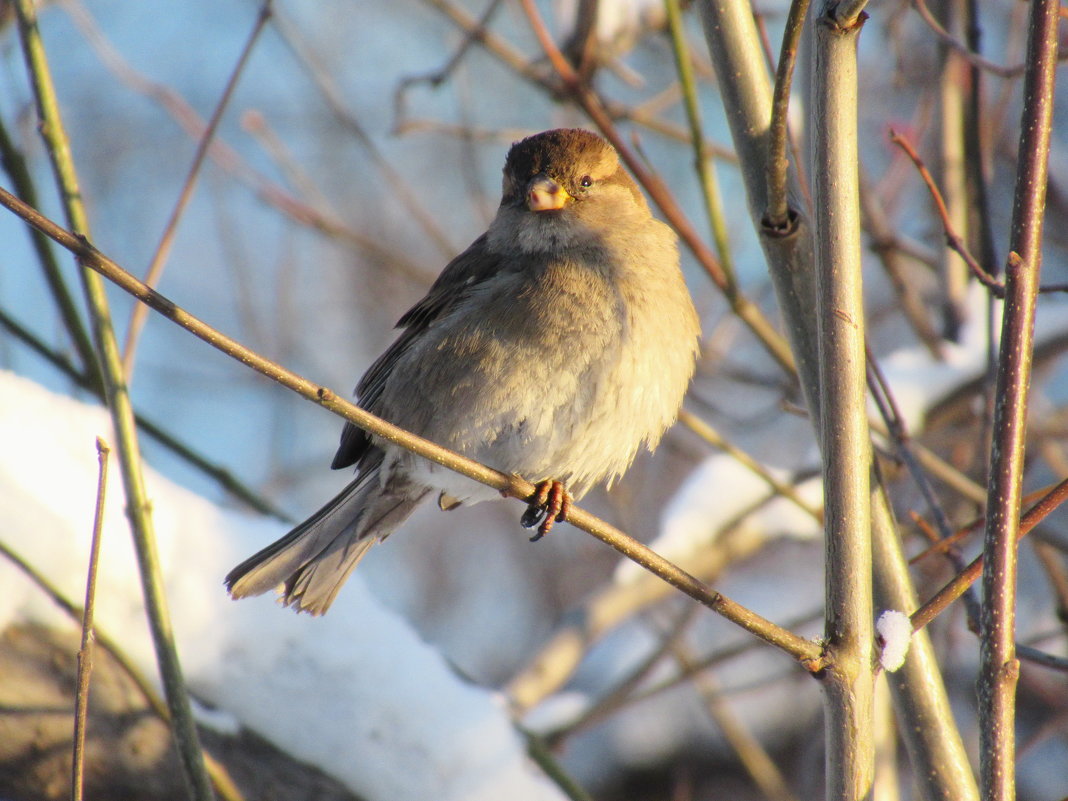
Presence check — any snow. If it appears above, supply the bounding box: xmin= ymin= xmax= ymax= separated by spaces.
xmin=0 ymin=370 xmax=565 ymax=801
xmin=875 ymin=610 xmax=913 ymax=672
xmin=613 ymin=455 xmax=822 ymax=585
xmin=1 ymin=278 xmax=1065 ymax=796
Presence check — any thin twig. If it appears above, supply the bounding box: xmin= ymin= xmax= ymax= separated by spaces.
xmin=866 ymin=347 xmax=982 ymax=628
xmin=912 ymin=476 xmax=1068 ymax=632
xmin=907 ymin=483 xmax=1058 ymax=567
xmin=122 ymin=2 xmax=272 ymax=379
xmin=890 ymin=135 xmax=1068 ymax=297
xmin=0 ymin=184 xmax=824 ymax=666
xmin=0 ymin=539 xmax=247 ymax=801
xmin=679 ymin=409 xmax=822 ymax=523
xmin=71 ymin=438 xmax=109 ymax=801
xmin=889 ymin=130 xmax=1003 ymax=294
xmin=764 ymin=0 xmax=810 ymax=229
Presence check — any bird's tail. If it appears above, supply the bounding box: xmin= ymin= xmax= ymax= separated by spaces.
xmin=226 ymin=465 xmax=428 ymax=615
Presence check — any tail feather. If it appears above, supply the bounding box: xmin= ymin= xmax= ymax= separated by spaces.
xmin=226 ymin=464 xmax=428 ymax=615
xmin=282 ymin=486 xmax=428 ymax=614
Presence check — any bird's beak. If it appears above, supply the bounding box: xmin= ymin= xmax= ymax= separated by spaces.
xmin=526 ymin=175 xmax=572 ymax=212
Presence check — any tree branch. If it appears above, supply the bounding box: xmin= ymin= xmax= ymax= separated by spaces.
xmin=812 ymin=8 xmax=875 ymax=798
xmin=0 ymin=183 xmax=823 ymax=666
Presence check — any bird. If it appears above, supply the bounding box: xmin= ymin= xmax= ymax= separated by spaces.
xmin=226 ymin=128 xmax=701 ymax=615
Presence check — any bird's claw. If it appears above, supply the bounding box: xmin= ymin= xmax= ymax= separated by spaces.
xmin=521 ymin=480 xmax=571 ymax=542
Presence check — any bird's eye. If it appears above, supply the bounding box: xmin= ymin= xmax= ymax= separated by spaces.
xmin=580 ymin=175 xmax=593 ymax=188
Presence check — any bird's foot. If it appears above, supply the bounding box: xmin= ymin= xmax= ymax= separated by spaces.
xmin=521 ymin=480 xmax=572 ymax=542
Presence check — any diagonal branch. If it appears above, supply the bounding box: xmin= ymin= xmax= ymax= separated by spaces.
xmin=0 ymin=183 xmax=823 ymax=666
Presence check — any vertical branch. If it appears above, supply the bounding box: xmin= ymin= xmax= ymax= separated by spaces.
xmin=11 ymin=3 xmax=215 ymax=800
xmin=978 ymin=0 xmax=1059 ymax=793
xmin=695 ymin=0 xmax=820 ymax=411
xmin=695 ymin=2 xmax=978 ymax=797
xmin=71 ymin=438 xmax=109 ymax=801
xmin=811 ymin=7 xmax=874 ymax=799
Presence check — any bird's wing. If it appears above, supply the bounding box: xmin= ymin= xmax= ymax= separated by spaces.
xmin=331 ymin=233 xmax=505 ymax=470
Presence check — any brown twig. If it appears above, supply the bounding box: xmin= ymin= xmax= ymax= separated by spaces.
xmin=0 ymin=184 xmax=824 ymax=667
xmin=0 ymin=539 xmax=247 ymax=801
xmin=891 ymin=134 xmax=1068 ymax=298
xmin=71 ymin=438 xmax=109 ymax=801
xmin=912 ymin=476 xmax=1068 ymax=632
xmin=889 ymin=130 xmax=1003 ymax=294
xmin=907 ymin=483 xmax=1058 ymax=567
xmin=764 ymin=0 xmax=811 ymax=230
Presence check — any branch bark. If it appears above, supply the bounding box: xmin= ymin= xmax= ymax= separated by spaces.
xmin=0 ymin=183 xmax=823 ymax=667
xmin=812 ymin=9 xmax=874 ymax=799
xmin=978 ymin=0 xmax=1060 ymax=791
xmin=696 ymin=1 xmax=980 ymax=798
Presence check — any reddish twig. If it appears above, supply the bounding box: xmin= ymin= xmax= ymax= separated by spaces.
xmin=891 ymin=130 xmax=1068 ymax=297
xmin=912 ymin=476 xmax=1068 ymax=632
xmin=889 ymin=130 xmax=1003 ymax=293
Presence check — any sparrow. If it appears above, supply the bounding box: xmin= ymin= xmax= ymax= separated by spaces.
xmin=226 ymin=128 xmax=700 ymax=615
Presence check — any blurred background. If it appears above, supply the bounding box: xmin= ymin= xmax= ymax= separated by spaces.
xmin=1 ymin=0 xmax=1067 ymax=798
